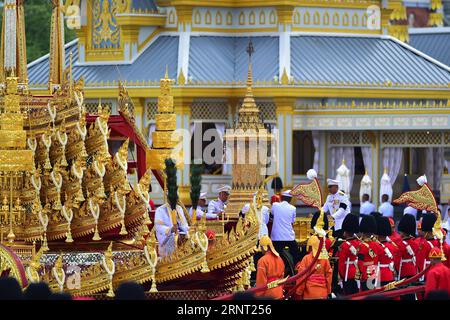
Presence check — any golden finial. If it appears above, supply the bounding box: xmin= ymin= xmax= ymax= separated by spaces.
xmin=165 ymin=65 xmax=169 ymax=79
xmin=105 ymin=241 xmax=113 ymax=258
xmin=31 ymin=246 xmax=44 ymax=267
xmin=139 ymin=169 xmax=152 ymax=190
xmin=117 ymin=138 xmax=129 ymax=166
xmin=281 ymin=68 xmax=289 ymax=85
xmin=97 ymin=98 xmax=103 ymax=113
xmin=342 ymin=158 xmax=346 ymax=165
xmin=55 ymin=252 xmax=63 ymax=269
xmin=433 ymin=211 xmax=443 ymax=241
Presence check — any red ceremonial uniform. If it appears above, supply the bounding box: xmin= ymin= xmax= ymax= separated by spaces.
xmin=337 ymin=239 xmax=359 ymax=281
xmin=324 ymin=238 xmax=332 ymax=252
xmin=389 ymin=231 xmax=402 ymax=244
xmin=255 ymin=251 xmax=285 ymax=299
xmin=394 ymin=237 xmax=419 ymax=278
xmin=357 ymin=240 xmax=379 ymax=282
xmin=444 ymin=243 xmax=450 ymax=268
xmin=374 ymin=240 xmax=399 ymax=283
xmin=416 ymin=238 xmax=440 ymax=274
xmin=425 ymin=262 xmax=450 ymax=298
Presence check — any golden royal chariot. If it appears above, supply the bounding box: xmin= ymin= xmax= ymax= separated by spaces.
xmin=0 ymin=1 xmax=320 ymax=300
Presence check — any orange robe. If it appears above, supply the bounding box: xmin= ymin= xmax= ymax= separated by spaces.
xmin=255 ymin=251 xmax=285 ymax=299
xmin=294 ymin=253 xmax=332 ymax=300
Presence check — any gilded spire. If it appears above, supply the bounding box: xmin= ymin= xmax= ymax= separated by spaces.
xmin=223 ymin=40 xmax=272 ymax=218
xmin=49 ymin=0 xmax=66 ymax=88
xmin=147 ymin=67 xmax=182 ymax=170
xmin=237 ymin=40 xmax=263 ymax=130
xmin=0 ymin=0 xmax=28 ymax=83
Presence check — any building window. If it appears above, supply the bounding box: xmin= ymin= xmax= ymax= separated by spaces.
xmin=191 ymin=122 xmax=223 ymax=175
xmin=293 ymin=131 xmax=315 ymax=175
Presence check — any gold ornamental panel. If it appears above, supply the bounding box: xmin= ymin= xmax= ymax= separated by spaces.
xmin=155 ymin=114 xmax=176 ymax=131
xmin=0 ymin=130 xmax=27 ymax=148
xmin=152 ymin=131 xmax=180 ymax=149
xmin=147 ymin=149 xmax=184 ymax=170
xmin=157 ymin=96 xmax=174 ymax=113
xmin=0 ymin=113 xmax=24 ymax=130
xmin=0 ymin=150 xmax=34 ymax=171
xmin=4 ymin=95 xmax=21 ymax=112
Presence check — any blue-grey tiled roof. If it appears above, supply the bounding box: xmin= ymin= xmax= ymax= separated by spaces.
xmin=28 ymin=34 xmax=450 ymax=88
xmin=290 ymin=35 xmax=450 ymax=85
xmin=189 ymin=36 xmax=279 ymax=82
xmin=409 ymin=29 xmax=450 ymax=67
xmin=28 ymin=36 xmax=179 ymax=86
xmin=131 ymin=0 xmax=158 ymax=11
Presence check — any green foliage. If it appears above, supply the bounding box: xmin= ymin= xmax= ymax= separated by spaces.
xmin=0 ymin=1 xmax=77 ymax=63
xmin=190 ymin=163 xmax=203 ymax=210
xmin=164 ymin=158 xmax=178 ymax=211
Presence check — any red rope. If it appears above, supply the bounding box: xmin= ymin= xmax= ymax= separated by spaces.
xmin=347 ymin=266 xmax=431 ymax=299
xmin=212 ymin=238 xmax=325 ymax=300
xmin=351 ymin=285 xmax=425 ymax=300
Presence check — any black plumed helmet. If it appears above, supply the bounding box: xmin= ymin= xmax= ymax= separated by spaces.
xmin=342 ymin=214 xmax=359 ymax=234
xmin=360 ymin=215 xmax=377 ymax=234
xmin=398 ymin=214 xmax=417 ymax=237
xmin=421 ymin=214 xmax=437 ymax=232
xmin=370 ymin=212 xmax=382 ymax=218
xmin=271 ymin=177 xmax=283 ymax=190
xmin=311 ymin=211 xmax=329 ymax=230
xmin=376 ymin=217 xmax=392 ymax=237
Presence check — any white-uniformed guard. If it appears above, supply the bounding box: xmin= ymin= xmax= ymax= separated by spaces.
xmin=207 ymin=185 xmax=230 ymax=218
xmin=154 ymin=203 xmax=189 ymax=257
xmin=189 ymin=192 xmax=218 ymax=220
xmin=270 ymin=190 xmax=301 ymax=263
xmin=378 ymin=194 xmax=394 ymax=218
xmin=359 ymin=193 xmax=376 ymax=221
xmin=323 ymin=179 xmax=351 ymax=239
xmin=403 ymin=205 xmax=418 ymax=219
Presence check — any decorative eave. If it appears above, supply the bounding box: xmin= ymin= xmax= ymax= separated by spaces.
xmin=30 ymin=85 xmax=450 ymax=101
xmin=116 ymin=13 xmax=167 ymax=27
xmin=156 ymin=0 xmax=381 ymax=9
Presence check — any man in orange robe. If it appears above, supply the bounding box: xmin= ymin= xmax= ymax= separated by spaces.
xmin=255 ymin=235 xmax=285 ymax=299
xmin=294 ymin=235 xmax=332 ymax=300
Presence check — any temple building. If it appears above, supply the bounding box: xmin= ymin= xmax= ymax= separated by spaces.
xmin=27 ymin=0 xmax=450 ymax=207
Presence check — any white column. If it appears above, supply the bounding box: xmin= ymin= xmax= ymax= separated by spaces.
xmin=279 ymin=26 xmax=291 ymax=80
xmin=177 ymin=24 xmax=191 ymax=84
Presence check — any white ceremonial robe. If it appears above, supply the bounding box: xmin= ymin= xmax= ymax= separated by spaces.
xmin=360 ymin=201 xmax=376 ymax=216
xmin=323 ymin=192 xmax=351 ymax=231
xmin=189 ymin=206 xmax=218 ymax=220
xmin=155 ymin=204 xmax=189 ymax=257
xmin=207 ymin=199 xmax=226 ymax=216
xmin=378 ymin=202 xmax=394 ymax=218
